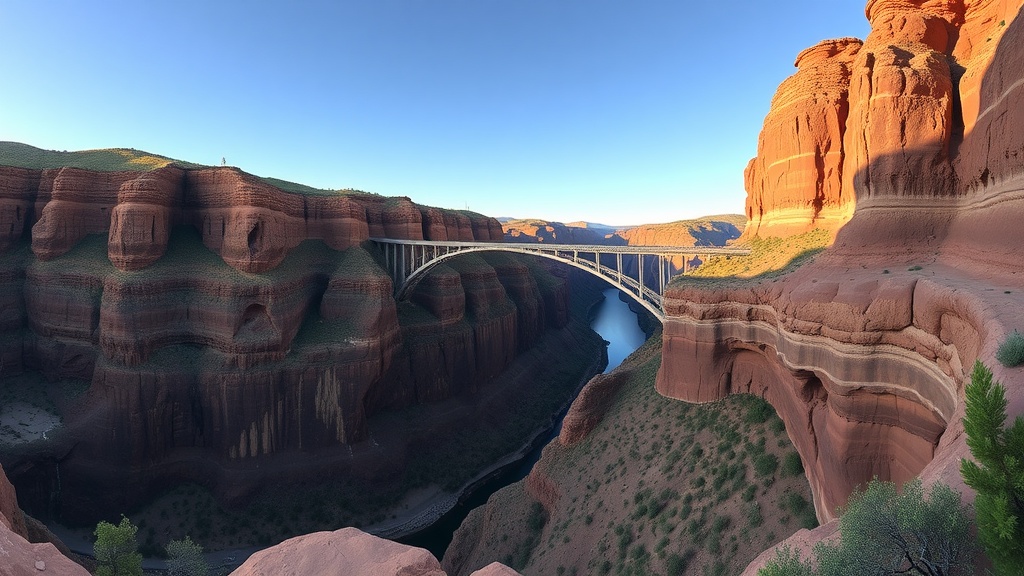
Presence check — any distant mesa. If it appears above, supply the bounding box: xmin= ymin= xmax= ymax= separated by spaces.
xmin=502 ymin=215 xmax=746 ymax=248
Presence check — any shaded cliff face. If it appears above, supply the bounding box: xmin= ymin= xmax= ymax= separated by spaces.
xmin=0 ymin=161 xmax=569 ymax=523
xmin=0 ymin=464 xmax=88 ymax=576
xmin=671 ymin=2 xmax=1024 ymax=573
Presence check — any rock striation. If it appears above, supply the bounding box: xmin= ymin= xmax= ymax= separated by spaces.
xmin=668 ymin=2 xmax=1024 ymax=573
xmin=0 ymin=156 xmax=571 ymax=523
xmin=743 ymin=38 xmax=862 ymax=238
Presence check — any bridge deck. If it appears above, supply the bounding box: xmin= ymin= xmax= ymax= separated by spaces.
xmin=369 ymin=238 xmax=751 ymax=321
xmin=368 ymin=238 xmax=751 ymax=256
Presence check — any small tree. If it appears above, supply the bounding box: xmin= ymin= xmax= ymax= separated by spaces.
xmin=816 ymin=478 xmax=973 ymax=576
xmin=960 ymin=361 xmax=1024 ymax=574
xmin=758 ymin=479 xmax=974 ymax=576
xmin=166 ymin=535 xmax=208 ymax=576
xmin=94 ymin=516 xmax=143 ymax=576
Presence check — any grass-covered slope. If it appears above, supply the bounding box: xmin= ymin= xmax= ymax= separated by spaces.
xmin=678 ymin=228 xmax=832 ymax=284
xmin=0 ymin=141 xmax=203 ymax=171
xmin=0 ymin=141 xmax=366 ymax=196
xmin=446 ymin=334 xmax=817 ymax=576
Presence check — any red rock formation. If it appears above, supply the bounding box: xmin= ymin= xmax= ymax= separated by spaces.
xmin=558 ymin=371 xmax=628 ymax=446
xmin=0 ymin=465 xmax=88 ymax=576
xmin=743 ymin=38 xmax=862 ymax=239
xmin=4 ymin=162 xmax=502 ymax=274
xmin=679 ymin=2 xmax=1024 ymax=573
xmin=842 ymin=0 xmax=961 ymax=203
xmin=230 ymin=527 xmax=520 ymax=576
xmin=0 ymin=155 xmax=568 ymax=525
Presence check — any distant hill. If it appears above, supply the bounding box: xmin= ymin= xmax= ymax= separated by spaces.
xmin=503 ymin=214 xmax=747 ymax=247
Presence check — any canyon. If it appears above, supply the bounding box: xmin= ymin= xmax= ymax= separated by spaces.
xmin=0 ymin=149 xmax=606 ymax=575
xmin=441 ymin=1 xmax=1024 ymax=574
xmin=1 ymin=0 xmax=1023 ymax=574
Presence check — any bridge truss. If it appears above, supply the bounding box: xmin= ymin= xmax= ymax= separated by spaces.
xmin=369 ymin=239 xmax=750 ymax=320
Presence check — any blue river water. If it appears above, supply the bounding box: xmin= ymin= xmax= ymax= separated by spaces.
xmin=398 ymin=288 xmax=648 ymax=558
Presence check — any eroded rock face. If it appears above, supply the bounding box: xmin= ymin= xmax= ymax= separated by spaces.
xmin=0 ymin=162 xmax=571 ymax=522
xmin=743 ymin=38 xmax=862 ymax=238
xmin=688 ymin=2 xmax=1024 ymax=573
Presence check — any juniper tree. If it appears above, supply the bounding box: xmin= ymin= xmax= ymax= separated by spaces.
xmin=960 ymin=361 xmax=1024 ymax=574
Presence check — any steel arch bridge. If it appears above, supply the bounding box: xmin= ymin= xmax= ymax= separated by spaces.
xmin=369 ymin=238 xmax=750 ymax=320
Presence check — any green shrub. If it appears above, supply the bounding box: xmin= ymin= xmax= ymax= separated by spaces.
xmin=758 ymin=546 xmax=813 ymax=576
xmin=760 ymin=479 xmax=973 ymax=575
xmin=995 ymin=330 xmax=1024 ymax=367
xmin=754 ymin=453 xmax=779 ymax=477
xmin=781 ymin=452 xmax=804 ymax=477
xmin=166 ymin=536 xmax=208 ymax=576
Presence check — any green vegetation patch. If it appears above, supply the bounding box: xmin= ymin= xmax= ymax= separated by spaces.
xmin=0 ymin=141 xmax=204 ymax=172
xmin=995 ymin=330 xmax=1024 ymax=367
xmin=679 ymin=228 xmax=831 ymax=285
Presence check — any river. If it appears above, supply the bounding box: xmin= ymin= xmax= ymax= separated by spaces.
xmin=397 ymin=288 xmax=648 ymax=559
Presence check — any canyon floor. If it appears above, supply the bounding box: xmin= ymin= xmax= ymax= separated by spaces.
xmin=443 ymin=332 xmax=818 ymax=576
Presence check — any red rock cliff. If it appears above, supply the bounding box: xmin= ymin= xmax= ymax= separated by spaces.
xmin=664 ymin=2 xmax=1024 ymax=573
xmin=0 ymin=161 xmax=570 ymax=522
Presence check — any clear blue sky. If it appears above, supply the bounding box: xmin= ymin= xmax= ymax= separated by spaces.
xmin=0 ymin=1 xmax=869 ymax=225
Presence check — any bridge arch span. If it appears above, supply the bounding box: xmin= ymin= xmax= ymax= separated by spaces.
xmin=398 ymin=245 xmax=666 ymax=319
xmin=370 ymin=239 xmax=751 ymax=322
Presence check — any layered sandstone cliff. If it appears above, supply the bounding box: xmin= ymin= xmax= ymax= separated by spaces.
xmin=0 ymin=156 xmax=569 ymax=524
xmin=742 ymin=0 xmax=1024 ymax=240
xmin=663 ymin=1 xmax=1024 ymax=573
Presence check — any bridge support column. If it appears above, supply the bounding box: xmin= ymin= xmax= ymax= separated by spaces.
xmin=638 ymin=254 xmax=644 ymax=302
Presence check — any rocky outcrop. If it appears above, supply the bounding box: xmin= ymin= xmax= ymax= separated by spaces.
xmin=231 ymin=527 xmax=520 ymax=576
xmin=0 ymin=465 xmax=88 ymax=576
xmin=0 ymin=161 xmax=503 ymax=274
xmin=557 ymin=371 xmax=628 ymax=446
